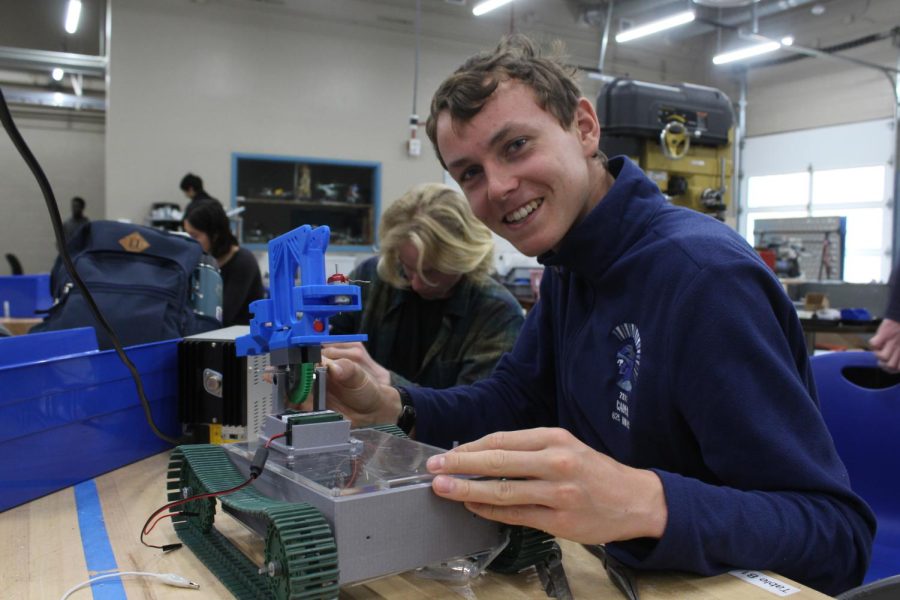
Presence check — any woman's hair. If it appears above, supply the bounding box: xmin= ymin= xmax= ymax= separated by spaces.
xmin=184 ymin=199 xmax=237 ymax=259
xmin=377 ymin=183 xmax=494 ymax=289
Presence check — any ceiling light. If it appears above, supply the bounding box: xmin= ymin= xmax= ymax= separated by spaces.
xmin=780 ymin=36 xmax=794 ymax=46
xmin=65 ymin=0 xmax=82 ymax=34
xmin=712 ymin=41 xmax=781 ymax=65
xmin=472 ymin=0 xmax=514 ymax=17
xmin=52 ymin=68 xmax=64 ymax=81
xmin=615 ymin=10 xmax=696 ymax=43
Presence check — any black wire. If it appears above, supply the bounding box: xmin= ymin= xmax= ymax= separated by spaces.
xmin=0 ymin=85 xmax=181 ymax=446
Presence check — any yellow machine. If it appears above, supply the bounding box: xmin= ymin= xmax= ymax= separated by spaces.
xmin=597 ymin=79 xmax=734 ymax=220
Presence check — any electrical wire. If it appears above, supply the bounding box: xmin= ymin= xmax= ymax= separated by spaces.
xmin=266 ymin=431 xmax=286 ymax=448
xmin=0 ymin=85 xmax=181 ymax=445
xmin=59 ymin=571 xmax=199 ymax=600
xmin=140 ymin=475 xmax=255 ymax=551
xmin=140 ymin=439 xmax=281 ymax=551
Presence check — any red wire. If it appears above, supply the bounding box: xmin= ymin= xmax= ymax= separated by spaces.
xmin=142 ymin=477 xmax=254 ymax=536
xmin=143 ymin=434 xmax=288 ymax=549
xmin=144 ymin=436 xmax=285 ymax=541
xmin=145 ymin=511 xmax=183 ymax=536
xmin=266 ymin=432 xmax=287 ymax=448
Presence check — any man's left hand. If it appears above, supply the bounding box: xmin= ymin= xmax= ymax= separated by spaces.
xmin=425 ymin=427 xmax=668 ymax=545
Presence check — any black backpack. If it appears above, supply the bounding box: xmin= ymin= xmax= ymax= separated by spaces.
xmin=33 ymin=220 xmax=221 ymax=349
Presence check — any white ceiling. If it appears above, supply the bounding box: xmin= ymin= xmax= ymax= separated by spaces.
xmin=0 ymin=0 xmax=896 ymax=80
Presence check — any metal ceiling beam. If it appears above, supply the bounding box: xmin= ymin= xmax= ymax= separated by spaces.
xmin=565 ymin=0 xmax=816 ymax=41
xmin=0 ymin=46 xmax=106 ymax=78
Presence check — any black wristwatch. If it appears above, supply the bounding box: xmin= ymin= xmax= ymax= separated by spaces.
xmin=395 ymin=386 xmax=416 ymax=435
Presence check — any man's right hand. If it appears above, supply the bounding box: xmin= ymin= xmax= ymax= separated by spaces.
xmin=325 ymin=358 xmax=402 ymax=427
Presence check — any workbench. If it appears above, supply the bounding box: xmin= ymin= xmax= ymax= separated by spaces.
xmin=1 ymin=451 xmax=833 ymax=599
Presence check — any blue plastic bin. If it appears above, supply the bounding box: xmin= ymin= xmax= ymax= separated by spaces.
xmin=0 ymin=327 xmax=98 ymax=368
xmin=0 ymin=274 xmax=53 ymax=317
xmin=0 ymin=331 xmax=180 ymax=512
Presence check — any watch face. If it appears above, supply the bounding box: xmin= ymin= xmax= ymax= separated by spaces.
xmin=398 ymin=404 xmax=416 ymax=434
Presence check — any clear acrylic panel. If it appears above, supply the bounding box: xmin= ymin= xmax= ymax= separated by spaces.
xmin=228 ymin=428 xmax=442 ymax=497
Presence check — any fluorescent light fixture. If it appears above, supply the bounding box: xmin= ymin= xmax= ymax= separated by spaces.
xmin=52 ymin=68 xmax=64 ymax=81
xmin=781 ymin=36 xmax=794 ymax=46
xmin=65 ymin=0 xmax=82 ymax=34
xmin=473 ymin=0 xmax=514 ymax=17
xmin=615 ymin=10 xmax=695 ymax=43
xmin=53 ymin=92 xmax=65 ymax=106
xmin=712 ymin=41 xmax=781 ymax=65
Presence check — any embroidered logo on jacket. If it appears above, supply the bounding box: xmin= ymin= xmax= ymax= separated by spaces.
xmin=611 ymin=323 xmax=641 ymax=430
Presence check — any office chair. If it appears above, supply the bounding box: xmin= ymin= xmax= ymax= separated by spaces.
xmin=810 ymin=351 xmax=900 ymax=588
xmin=5 ymin=253 xmax=23 ymax=275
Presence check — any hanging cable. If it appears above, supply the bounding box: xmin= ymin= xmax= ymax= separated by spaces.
xmin=408 ymin=0 xmax=423 ymax=157
xmin=0 ymin=86 xmax=181 ymax=445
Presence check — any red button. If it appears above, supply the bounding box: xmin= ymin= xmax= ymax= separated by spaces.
xmin=313 ymin=319 xmax=325 ymax=332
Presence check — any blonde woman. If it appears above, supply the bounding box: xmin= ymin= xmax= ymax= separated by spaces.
xmin=326 ymin=183 xmax=524 ymax=389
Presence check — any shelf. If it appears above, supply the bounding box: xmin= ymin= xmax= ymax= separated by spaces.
xmin=238 ymin=197 xmax=373 ymax=210
xmin=232 ymin=153 xmax=381 ymax=248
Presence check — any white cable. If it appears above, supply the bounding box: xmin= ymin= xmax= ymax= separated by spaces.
xmin=59 ymin=571 xmax=199 ymax=600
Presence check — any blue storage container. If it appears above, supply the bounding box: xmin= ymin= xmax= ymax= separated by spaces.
xmin=0 ymin=274 xmax=53 ymax=317
xmin=0 ymin=330 xmax=180 ymax=512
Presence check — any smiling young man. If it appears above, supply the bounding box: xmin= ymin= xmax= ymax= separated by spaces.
xmin=324 ymin=36 xmax=874 ymax=595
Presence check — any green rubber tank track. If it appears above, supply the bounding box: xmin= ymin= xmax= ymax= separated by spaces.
xmin=488 ymin=526 xmax=557 ymax=574
xmin=168 ymin=445 xmax=339 ymax=600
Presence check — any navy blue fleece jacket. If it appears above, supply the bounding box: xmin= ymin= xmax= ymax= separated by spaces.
xmin=409 ymin=156 xmax=874 ymax=596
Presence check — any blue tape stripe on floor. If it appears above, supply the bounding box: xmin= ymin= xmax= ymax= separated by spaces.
xmin=74 ymin=480 xmax=126 ymax=600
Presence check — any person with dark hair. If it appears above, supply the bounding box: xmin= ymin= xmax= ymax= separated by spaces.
xmin=322 ymin=35 xmax=874 ymax=596
xmin=63 ymin=196 xmax=89 ymax=241
xmin=180 ymin=172 xmax=220 ymax=217
xmin=183 ymin=199 xmax=264 ymax=326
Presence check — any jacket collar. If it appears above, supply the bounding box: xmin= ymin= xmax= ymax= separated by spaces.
xmin=538 ymin=156 xmax=664 ymax=278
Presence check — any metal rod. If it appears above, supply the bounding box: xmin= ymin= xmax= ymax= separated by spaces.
xmin=597 ymin=0 xmax=614 ymax=74
xmin=733 ymin=70 xmax=747 ymax=231
xmin=892 ymin=46 xmax=900 ymax=269
xmin=412 ymin=0 xmax=421 ymax=115
xmin=315 ymin=365 xmax=328 ymax=412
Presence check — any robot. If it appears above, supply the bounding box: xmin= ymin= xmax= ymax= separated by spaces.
xmin=165 ymin=225 xmax=569 ymax=599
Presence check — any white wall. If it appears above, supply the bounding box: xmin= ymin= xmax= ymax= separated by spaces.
xmin=0 ymin=112 xmax=105 ymax=274
xmin=105 ymin=0 xmax=714 ymax=233
xmin=746 ymin=42 xmax=898 ymax=137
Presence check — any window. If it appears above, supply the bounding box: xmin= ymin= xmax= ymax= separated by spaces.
xmin=740 ymin=119 xmax=893 ymax=283
xmin=743 ymin=165 xmax=888 ymax=283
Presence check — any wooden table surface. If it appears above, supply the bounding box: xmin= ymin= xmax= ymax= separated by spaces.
xmin=0 ymin=451 xmax=832 ymax=599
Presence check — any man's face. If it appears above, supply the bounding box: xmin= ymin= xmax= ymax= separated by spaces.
xmin=397 ymin=240 xmax=462 ymax=301
xmin=183 ymin=187 xmax=196 ymax=200
xmin=436 ymin=80 xmax=601 ymax=257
